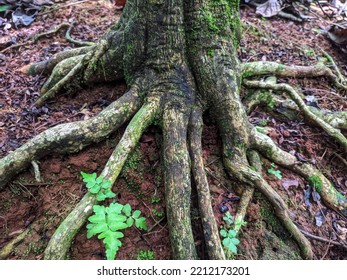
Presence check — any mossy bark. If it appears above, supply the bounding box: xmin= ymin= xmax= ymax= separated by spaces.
xmin=2 ymin=0 xmax=346 ymax=260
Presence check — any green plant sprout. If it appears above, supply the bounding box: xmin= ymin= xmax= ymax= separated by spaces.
xmin=152 ymin=208 xmax=165 ymax=219
xmin=151 ymin=196 xmax=161 ymax=204
xmin=220 ymin=212 xmax=241 ymax=255
xmin=87 ymin=202 xmax=147 ymax=260
xmin=267 ymin=162 xmax=283 ymax=179
xmin=81 ymin=172 xmax=116 ymax=201
xmin=137 ymin=249 xmax=155 ymax=260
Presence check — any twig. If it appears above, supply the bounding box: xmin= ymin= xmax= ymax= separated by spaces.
xmin=0 ymin=22 xmax=93 ymax=54
xmin=204 ymin=167 xmax=229 ymax=192
xmin=38 ymin=0 xmax=97 ymax=16
xmin=332 ymin=152 xmax=347 ymax=168
xmin=143 ymin=217 xmax=166 ymax=234
xmin=300 ymin=229 xmax=347 ymax=249
xmin=320 ymin=237 xmax=332 ymax=260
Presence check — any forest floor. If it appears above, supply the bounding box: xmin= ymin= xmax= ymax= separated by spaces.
xmin=0 ymin=0 xmax=346 ymax=260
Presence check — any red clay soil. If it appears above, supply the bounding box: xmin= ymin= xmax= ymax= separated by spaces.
xmin=0 ymin=1 xmax=346 ymax=260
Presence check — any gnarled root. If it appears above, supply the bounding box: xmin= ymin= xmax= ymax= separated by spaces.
xmin=242 ymin=61 xmax=347 ymax=90
xmin=0 ymin=87 xmax=143 ymax=190
xmin=188 ymin=107 xmax=225 ymax=260
xmin=251 ymin=130 xmax=347 ymax=216
xmin=244 ymin=80 xmax=347 ymax=152
xmin=44 ymin=97 xmax=160 ymax=259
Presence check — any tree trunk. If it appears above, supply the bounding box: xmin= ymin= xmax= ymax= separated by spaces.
xmin=1 ymin=0 xmax=347 ymax=260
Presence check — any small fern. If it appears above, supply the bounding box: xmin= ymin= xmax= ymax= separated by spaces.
xmin=87 ymin=202 xmax=147 ymax=260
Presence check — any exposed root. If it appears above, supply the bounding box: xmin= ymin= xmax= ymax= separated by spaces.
xmin=232 ymin=150 xmax=262 ymax=234
xmin=163 ymin=102 xmax=197 ymax=260
xmin=21 ymin=46 xmax=93 ymax=76
xmin=65 ymin=23 xmax=95 ymax=47
xmin=0 ymin=88 xmax=143 ymax=190
xmin=36 ymin=40 xmax=109 ymax=106
xmin=244 ymin=80 xmax=347 ymax=152
xmin=44 ymin=97 xmax=160 ymax=259
xmin=188 ymin=107 xmax=225 ymax=260
xmin=0 ymin=228 xmax=30 ymax=260
xmin=244 ymin=79 xmax=347 ymax=130
xmin=242 ymin=61 xmax=347 ymax=90
xmin=224 ymin=156 xmax=314 ymax=259
xmin=251 ymin=130 xmax=347 ymax=216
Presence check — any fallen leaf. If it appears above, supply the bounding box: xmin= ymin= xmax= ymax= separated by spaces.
xmin=303 ymin=186 xmax=312 ymax=207
xmin=312 ymin=189 xmax=321 ymax=204
xmin=315 ymin=209 xmax=327 ymax=227
xmin=282 ymin=178 xmax=299 ymax=190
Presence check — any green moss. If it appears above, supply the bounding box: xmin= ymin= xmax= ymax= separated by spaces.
xmin=257 ymin=90 xmax=276 ymax=110
xmin=307 ymin=175 xmax=323 ymax=193
xmin=195 ymin=0 xmax=241 ymax=48
xmin=259 ymin=197 xmax=290 ymax=239
xmin=121 ymin=145 xmax=144 ymax=193
xmin=207 ymin=49 xmax=215 ymax=57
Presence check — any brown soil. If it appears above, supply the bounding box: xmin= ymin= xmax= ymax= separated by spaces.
xmin=0 ymin=1 xmax=346 ymax=260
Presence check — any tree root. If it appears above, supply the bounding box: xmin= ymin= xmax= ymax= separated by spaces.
xmin=163 ymin=101 xmax=197 ymax=259
xmin=188 ymin=107 xmax=225 ymax=260
xmin=242 ymin=61 xmax=347 ymax=90
xmin=0 ymin=88 xmax=143 ymax=190
xmin=0 ymin=227 xmax=30 ymax=260
xmin=44 ymin=97 xmax=160 ymax=259
xmin=1 ymin=22 xmax=94 ymax=54
xmin=21 ymin=46 xmax=93 ymax=76
xmin=2 ymin=0 xmax=347 ymax=261
xmin=224 ymin=155 xmax=314 ymax=259
xmin=251 ymin=130 xmax=347 ymax=216
xmin=232 ymin=150 xmax=261 ymax=234
xmin=244 ymin=81 xmax=347 ymax=130
xmin=35 ymin=39 xmax=109 ymax=106
xmin=244 ymin=80 xmax=347 ymax=152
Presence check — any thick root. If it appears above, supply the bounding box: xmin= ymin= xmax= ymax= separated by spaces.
xmin=224 ymin=157 xmax=314 ymax=260
xmin=188 ymin=107 xmax=225 ymax=260
xmin=44 ymin=97 xmax=160 ymax=259
xmin=0 ymin=88 xmax=143 ymax=190
xmin=242 ymin=61 xmax=347 ymax=90
xmin=252 ymin=129 xmax=347 ymax=216
xmin=163 ymin=103 xmax=197 ymax=260
xmin=244 ymin=80 xmax=347 ymax=152
xmin=21 ymin=46 xmax=94 ymax=76
xmin=244 ymin=79 xmax=347 ymax=130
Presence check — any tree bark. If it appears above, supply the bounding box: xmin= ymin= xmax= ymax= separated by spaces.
xmin=1 ymin=0 xmax=347 ymax=260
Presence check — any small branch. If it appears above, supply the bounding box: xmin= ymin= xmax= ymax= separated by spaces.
xmin=300 ymin=229 xmax=347 ymax=250
xmin=38 ymin=0 xmax=99 ymax=16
